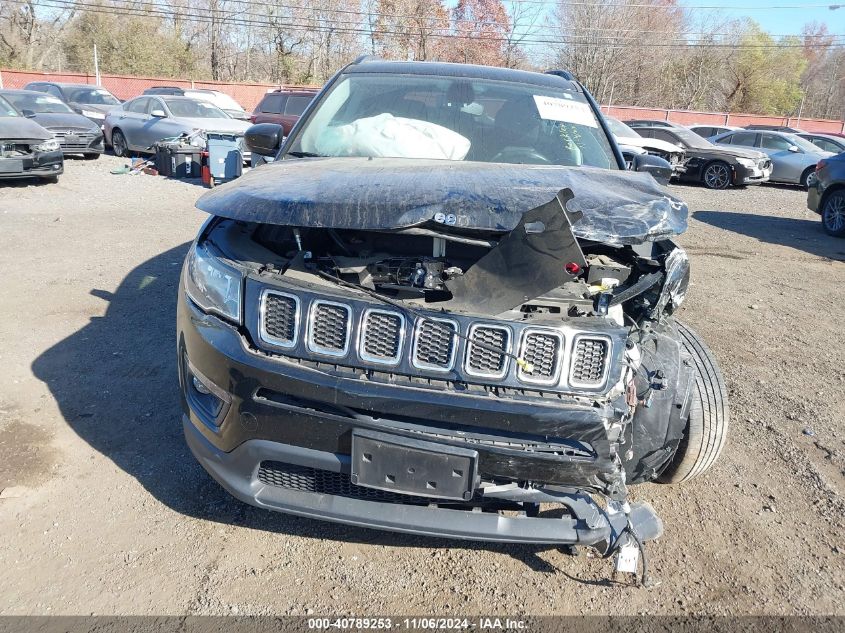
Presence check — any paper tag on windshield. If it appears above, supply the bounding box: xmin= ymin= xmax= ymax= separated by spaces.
xmin=533 ymin=95 xmax=597 ymax=128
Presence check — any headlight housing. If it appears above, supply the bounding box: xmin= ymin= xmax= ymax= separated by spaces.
xmin=81 ymin=109 xmax=105 ymax=119
xmin=33 ymin=139 xmax=60 ymax=152
xmin=736 ymin=157 xmax=757 ymax=169
xmin=656 ymin=246 xmax=690 ymax=315
xmin=184 ymin=241 xmax=242 ymax=323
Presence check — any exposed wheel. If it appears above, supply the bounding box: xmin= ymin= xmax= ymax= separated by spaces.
xmin=702 ymin=161 xmax=732 ymax=189
xmin=83 ymin=153 xmax=100 ymax=160
xmin=821 ymin=190 xmax=845 ymax=237
xmin=111 ymin=129 xmax=128 ymax=157
xmin=658 ymin=321 xmax=729 ymax=484
xmin=800 ymin=167 xmax=815 ymax=189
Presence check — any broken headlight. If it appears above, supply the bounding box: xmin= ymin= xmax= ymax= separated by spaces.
xmin=184 ymin=241 xmax=242 ymax=323
xmin=33 ymin=139 xmax=60 ymax=153
xmin=656 ymin=246 xmax=690 ymax=315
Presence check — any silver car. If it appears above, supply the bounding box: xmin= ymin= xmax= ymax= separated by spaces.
xmin=104 ymin=96 xmax=250 ymax=156
xmin=710 ymin=129 xmax=834 ymax=187
xmin=797 ymin=133 xmax=845 ymax=155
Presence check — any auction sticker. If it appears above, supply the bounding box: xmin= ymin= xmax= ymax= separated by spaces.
xmin=533 ymin=95 xmax=597 ymax=128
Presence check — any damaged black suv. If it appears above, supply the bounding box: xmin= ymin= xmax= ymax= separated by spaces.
xmin=178 ymin=59 xmax=728 ymax=566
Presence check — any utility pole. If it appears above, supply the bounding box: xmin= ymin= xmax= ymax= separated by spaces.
xmin=94 ymin=44 xmax=101 ymax=86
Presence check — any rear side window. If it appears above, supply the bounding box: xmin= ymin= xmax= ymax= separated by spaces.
xmin=259 ymin=94 xmax=286 ymax=114
xmin=125 ymin=97 xmax=150 ymax=114
xmin=812 ymin=138 xmax=842 ymax=153
xmin=694 ymin=127 xmax=713 ymax=137
xmin=284 ymin=95 xmax=313 ymax=116
xmin=760 ymin=133 xmax=792 ymax=150
xmin=729 ymin=131 xmax=757 ymax=146
xmin=45 ymin=85 xmax=63 ymax=99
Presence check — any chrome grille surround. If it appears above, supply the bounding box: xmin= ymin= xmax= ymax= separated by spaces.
xmin=306 ymin=300 xmax=352 ymax=357
xmin=358 ymin=308 xmax=406 ymax=365
xmin=464 ymin=323 xmax=511 ymax=379
xmin=569 ymin=334 xmax=611 ymax=388
xmin=411 ymin=317 xmax=459 ymax=372
xmin=517 ymin=328 xmax=564 ymax=385
xmin=259 ymin=290 xmax=300 ymax=349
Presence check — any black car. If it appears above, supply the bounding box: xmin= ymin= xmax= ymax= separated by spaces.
xmin=142 ymin=86 xmax=185 ymax=96
xmin=635 ymin=125 xmax=772 ymax=189
xmin=624 ymin=119 xmax=687 ymax=129
xmin=0 ymin=95 xmax=63 ymax=182
xmin=0 ymin=89 xmax=104 ymax=159
xmin=23 ymin=81 xmax=121 ymax=126
xmin=178 ymin=59 xmax=728 ymax=570
xmin=807 ymin=152 xmax=845 ymax=237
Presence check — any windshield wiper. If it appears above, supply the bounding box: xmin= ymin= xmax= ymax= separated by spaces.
xmin=287 ymin=151 xmax=325 ymax=158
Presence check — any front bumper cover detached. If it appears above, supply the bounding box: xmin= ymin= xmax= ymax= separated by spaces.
xmin=178 ymin=285 xmax=664 ymax=547
xmin=184 ymin=416 xmax=662 ymax=546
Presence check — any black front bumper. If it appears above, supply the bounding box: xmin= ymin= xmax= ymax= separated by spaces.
xmin=177 ymin=285 xmax=662 ymax=545
xmin=0 ymin=150 xmax=63 ymax=179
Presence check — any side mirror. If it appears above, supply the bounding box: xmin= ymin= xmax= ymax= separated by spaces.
xmin=150 ymin=109 xmax=166 ymax=118
xmin=22 ymin=109 xmax=36 ymax=118
xmin=788 ymin=145 xmax=800 ymax=153
xmin=244 ymin=123 xmax=284 ymax=156
xmin=631 ymin=153 xmax=672 ymax=186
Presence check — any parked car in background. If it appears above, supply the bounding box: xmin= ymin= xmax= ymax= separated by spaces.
xmin=0 ymin=89 xmax=104 ymax=159
xmin=143 ymin=86 xmax=249 ymax=120
xmin=624 ymin=119 xmax=687 ymax=129
xmin=105 ymin=96 xmax=251 ymax=156
xmin=798 ymin=133 xmax=845 ymax=155
xmin=689 ymin=124 xmax=740 ymax=139
xmin=251 ymin=88 xmax=319 ymax=133
xmin=711 ymin=129 xmax=834 ymax=187
xmin=807 ymin=152 xmax=845 ymax=237
xmin=604 ymin=116 xmax=686 ymax=176
xmin=0 ymin=94 xmax=63 ymax=182
xmin=743 ymin=124 xmax=805 ymax=134
xmin=23 ymin=82 xmax=121 ymax=126
xmin=635 ymin=125 xmax=771 ymax=189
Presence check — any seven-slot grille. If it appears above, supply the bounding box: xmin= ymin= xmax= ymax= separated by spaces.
xmin=307 ymin=301 xmax=351 ymax=356
xmin=360 ymin=310 xmax=404 ymax=364
xmin=465 ymin=325 xmax=510 ymax=378
xmin=256 ymin=292 xmax=612 ymax=388
xmin=50 ymin=129 xmax=97 ymax=150
xmin=261 ymin=292 xmax=299 ymax=347
xmin=570 ymin=337 xmax=609 ymax=386
xmin=412 ymin=319 xmax=457 ymax=371
xmin=519 ymin=330 xmax=563 ymax=383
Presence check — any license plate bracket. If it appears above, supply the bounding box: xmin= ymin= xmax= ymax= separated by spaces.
xmin=0 ymin=159 xmax=23 ymax=173
xmin=351 ymin=429 xmax=478 ymax=501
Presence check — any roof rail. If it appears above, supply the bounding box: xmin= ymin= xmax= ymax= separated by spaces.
xmin=544 ymin=70 xmax=575 ymax=81
xmin=353 ymin=55 xmax=382 ymax=64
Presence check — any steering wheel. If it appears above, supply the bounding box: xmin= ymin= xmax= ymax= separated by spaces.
xmin=491 ymin=146 xmax=552 ymax=165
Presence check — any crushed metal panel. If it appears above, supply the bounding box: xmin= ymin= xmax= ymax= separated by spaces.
xmin=445 ymin=189 xmax=586 ymax=315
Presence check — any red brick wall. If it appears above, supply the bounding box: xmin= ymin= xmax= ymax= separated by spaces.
xmin=0 ymin=68 xmax=319 ymax=110
xmin=3 ymin=68 xmax=843 ymax=133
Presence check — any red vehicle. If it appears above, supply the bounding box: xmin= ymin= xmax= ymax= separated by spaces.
xmin=250 ymin=88 xmax=318 ymax=134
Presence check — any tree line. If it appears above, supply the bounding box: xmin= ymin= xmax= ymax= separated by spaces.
xmin=1 ymin=0 xmax=843 ymax=120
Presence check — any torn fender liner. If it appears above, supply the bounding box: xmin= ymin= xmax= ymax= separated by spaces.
xmin=446 ymin=189 xmax=586 ymax=314
xmin=196 ymin=157 xmax=688 ymax=245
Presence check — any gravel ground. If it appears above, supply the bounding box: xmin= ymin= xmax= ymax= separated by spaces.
xmin=0 ymin=155 xmax=843 ymax=616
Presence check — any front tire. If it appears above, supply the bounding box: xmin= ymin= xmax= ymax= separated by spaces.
xmin=702 ymin=161 xmax=732 ymax=189
xmin=800 ymin=167 xmax=814 ymax=189
xmin=658 ymin=321 xmax=729 ymax=484
xmin=111 ymin=129 xmax=128 ymax=158
xmin=821 ymin=190 xmax=845 ymax=237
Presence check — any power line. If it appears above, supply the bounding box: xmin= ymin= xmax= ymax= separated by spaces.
xmin=17 ymin=0 xmax=845 ymax=49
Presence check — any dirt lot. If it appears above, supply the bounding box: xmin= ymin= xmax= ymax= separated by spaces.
xmin=0 ymin=155 xmax=843 ymax=616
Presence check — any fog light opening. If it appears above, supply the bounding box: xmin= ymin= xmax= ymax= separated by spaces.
xmin=192 ymin=374 xmax=212 ymax=395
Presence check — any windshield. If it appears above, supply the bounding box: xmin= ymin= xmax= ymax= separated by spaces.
xmin=605 ymin=117 xmax=639 ymax=139
xmin=165 ymin=98 xmax=230 ymax=119
xmin=784 ymin=133 xmax=824 ymax=153
xmin=0 ymin=95 xmax=19 ymax=117
xmin=67 ymin=87 xmax=120 ymax=105
xmin=5 ymin=93 xmax=74 ymax=114
xmin=288 ymin=74 xmax=618 ymax=168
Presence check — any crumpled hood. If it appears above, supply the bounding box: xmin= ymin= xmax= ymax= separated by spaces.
xmin=0 ymin=116 xmax=52 ymax=141
xmin=615 ymin=134 xmax=684 ymax=155
xmin=196 ymin=157 xmax=689 ymax=245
